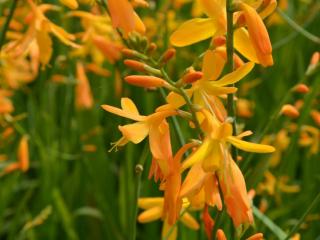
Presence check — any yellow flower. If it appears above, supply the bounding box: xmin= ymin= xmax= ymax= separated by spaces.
xmin=101 ymin=98 xmax=177 ymax=176
xmin=170 ymin=0 xmax=275 ymax=66
xmin=6 ymin=0 xmax=80 ymax=67
xmin=181 ymin=109 xmax=275 ymax=172
xmin=138 ymin=197 xmax=199 ymax=240
xmin=107 ymin=0 xmax=145 ymax=37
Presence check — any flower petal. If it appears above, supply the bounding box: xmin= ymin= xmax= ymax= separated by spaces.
xmin=138 ymin=206 xmax=162 ymax=223
xmin=214 ymin=62 xmax=254 ymax=86
xmin=181 ymin=212 xmax=200 ymax=230
xmin=119 ymin=122 xmax=149 ymax=144
xmin=170 ymin=18 xmax=218 ymax=47
xmin=181 ymin=138 xmax=211 ymax=171
xmin=121 ymin=98 xmax=140 ymax=115
xmin=234 ymin=28 xmax=259 ymax=63
xmin=101 ymin=104 xmax=146 ymax=121
xmin=227 ymin=136 xmax=275 ymax=153
xmin=202 ymin=50 xmax=226 ymax=81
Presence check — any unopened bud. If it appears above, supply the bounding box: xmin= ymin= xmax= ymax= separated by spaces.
xmin=182 ymin=71 xmax=203 ymax=84
xmin=124 ymin=59 xmax=146 ymax=72
xmin=212 ymin=36 xmax=226 ymax=47
xmin=122 ymin=48 xmax=148 ymax=60
xmin=310 ymin=110 xmax=320 ymax=126
xmin=292 ymin=84 xmax=309 ymax=94
xmin=281 ymin=104 xmax=300 ymax=118
xmin=125 ymin=75 xmax=168 ymax=88
xmin=147 ymin=43 xmax=157 ymax=53
xmin=160 ymin=48 xmax=176 ymax=64
xmin=306 ymin=52 xmax=320 ymax=75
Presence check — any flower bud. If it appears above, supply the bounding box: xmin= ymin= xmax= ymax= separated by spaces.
xmin=125 ymin=75 xmax=168 ymax=88
xmin=160 ymin=48 xmax=176 ymax=64
xmin=292 ymin=83 xmax=309 ymax=94
xmin=124 ymin=59 xmax=146 ymax=72
xmin=281 ymin=104 xmax=300 ymax=118
xmin=182 ymin=71 xmax=203 ymax=84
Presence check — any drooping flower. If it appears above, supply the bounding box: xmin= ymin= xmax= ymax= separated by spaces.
xmin=107 ymin=0 xmax=146 ymax=37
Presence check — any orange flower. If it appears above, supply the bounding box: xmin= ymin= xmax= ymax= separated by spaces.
xmin=6 ymin=0 xmax=80 ymax=67
xmin=107 ymin=0 xmax=146 ymax=37
xmin=219 ymin=157 xmax=253 ymax=227
xmin=18 ymin=136 xmax=29 ymax=172
xmin=75 ymin=62 xmax=94 ymax=110
xmin=101 ymin=98 xmax=177 ymax=176
xmin=238 ymin=2 xmax=273 ymax=66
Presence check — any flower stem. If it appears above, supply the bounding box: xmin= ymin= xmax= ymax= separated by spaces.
xmin=276 ymin=7 xmax=320 ymax=45
xmin=226 ymin=0 xmax=238 ymax=160
xmin=0 ymin=0 xmax=18 ymax=51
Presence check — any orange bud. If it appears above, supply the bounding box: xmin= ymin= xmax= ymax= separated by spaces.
xmin=2 ymin=127 xmax=14 ymax=139
xmin=147 ymin=43 xmax=157 ymax=53
xmin=182 ymin=71 xmax=203 ymax=84
xmin=160 ymin=48 xmax=176 ymax=64
xmin=213 ymin=36 xmax=226 ymax=47
xmin=82 ymin=144 xmax=97 ymax=152
xmin=85 ymin=63 xmax=111 ymax=77
xmin=310 ymin=110 xmax=320 ymax=126
xmin=125 ymin=75 xmax=168 ymax=88
xmin=216 ymin=229 xmax=227 ymax=240
xmin=294 ymin=100 xmax=304 ymax=110
xmin=240 ymin=3 xmax=273 ymax=66
xmin=3 ymin=162 xmax=20 ymax=174
xmin=310 ymin=52 xmax=320 ymax=65
xmin=18 ymin=136 xmax=29 ymax=172
xmin=247 ymin=233 xmax=264 ymax=240
xmin=292 ymin=84 xmax=309 ymax=94
xmin=124 ymin=59 xmax=146 ymax=72
xmin=281 ymin=104 xmax=300 ymax=118
xmin=122 ymin=48 xmax=138 ymax=57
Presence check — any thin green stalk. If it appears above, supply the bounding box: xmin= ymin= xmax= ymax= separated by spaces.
xmin=160 ymin=69 xmax=203 ymax=137
xmin=0 ymin=0 xmax=18 ymax=50
xmin=285 ymin=192 xmax=320 ymax=239
xmin=226 ymin=0 xmax=238 ymax=160
xmin=253 ymin=206 xmax=288 ymax=240
xmin=130 ymin=145 xmax=149 ymax=240
xmin=276 ymin=8 xmax=320 ymax=45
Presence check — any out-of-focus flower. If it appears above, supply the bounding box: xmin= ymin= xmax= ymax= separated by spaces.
xmin=299 ymin=125 xmax=319 ymax=155
xmin=237 ymin=98 xmax=254 ymax=118
xmin=75 ymin=62 xmax=94 ymax=110
xmin=281 ymin=104 xmax=300 ymax=118
xmin=5 ymin=0 xmax=80 ymax=67
xmin=68 ymin=11 xmax=122 ymax=64
xmin=2 ymin=135 xmax=29 ymax=174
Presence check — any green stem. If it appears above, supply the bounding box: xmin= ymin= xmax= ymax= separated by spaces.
xmin=0 ymin=0 xmax=18 ymax=51
xmin=226 ymin=0 xmax=238 ymax=160
xmin=276 ymin=8 xmax=320 ymax=45
xmin=285 ymin=192 xmax=320 ymax=239
xmin=160 ymin=69 xmax=203 ymax=137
